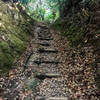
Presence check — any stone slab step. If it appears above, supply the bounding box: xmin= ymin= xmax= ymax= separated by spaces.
xmin=35 ymin=55 xmax=57 ymax=61
xmin=30 ymin=64 xmax=59 ymax=74
xmin=39 ymin=30 xmax=49 ymax=34
xmin=38 ymin=34 xmax=51 ymax=38
xmin=35 ymin=73 xmax=61 ymax=80
xmin=38 ymin=48 xmax=58 ymax=53
xmin=47 ymin=97 xmax=68 ymax=100
xmin=38 ymin=36 xmax=52 ymax=40
xmin=34 ymin=60 xmax=60 ymax=65
xmin=38 ymin=42 xmax=51 ymax=46
xmin=38 ymin=32 xmax=51 ymax=37
xmin=29 ymin=53 xmax=57 ymax=62
xmin=24 ymin=52 xmax=40 ymax=67
xmin=36 ymin=97 xmax=67 ymax=100
xmin=38 ymin=37 xmax=53 ymax=40
xmin=38 ymin=25 xmax=48 ymax=29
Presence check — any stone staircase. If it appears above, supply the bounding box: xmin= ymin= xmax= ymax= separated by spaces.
xmin=24 ymin=25 xmax=69 ymax=100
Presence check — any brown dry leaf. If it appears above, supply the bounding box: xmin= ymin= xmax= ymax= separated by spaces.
xmin=9 ymin=70 xmax=14 ymax=76
xmin=9 ymin=70 xmax=15 ymax=79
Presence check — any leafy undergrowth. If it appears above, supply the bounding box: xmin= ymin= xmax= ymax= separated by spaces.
xmin=53 ymin=19 xmax=85 ymax=46
xmin=0 ymin=0 xmax=34 ymax=75
xmin=51 ymin=0 xmax=100 ymax=93
xmin=52 ymin=0 xmax=100 ymax=47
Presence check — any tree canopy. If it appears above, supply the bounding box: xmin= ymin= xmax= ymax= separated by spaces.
xmin=19 ymin=0 xmax=67 ymax=22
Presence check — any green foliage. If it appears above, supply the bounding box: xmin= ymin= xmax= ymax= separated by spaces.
xmin=63 ymin=26 xmax=84 ymax=45
xmin=0 ymin=48 xmax=14 ymax=74
xmin=0 ymin=40 xmax=11 ymax=54
xmin=19 ymin=0 xmax=64 ymax=22
xmin=0 ymin=0 xmax=34 ymax=75
xmin=53 ymin=20 xmax=85 ymax=46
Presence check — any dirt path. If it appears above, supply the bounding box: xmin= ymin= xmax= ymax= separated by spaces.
xmin=0 ymin=24 xmax=99 ymax=100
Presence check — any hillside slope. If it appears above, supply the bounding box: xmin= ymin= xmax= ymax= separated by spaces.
xmin=53 ymin=0 xmax=100 ymax=46
xmin=0 ymin=0 xmax=34 ymax=74
xmin=52 ymin=0 xmax=100 ymax=89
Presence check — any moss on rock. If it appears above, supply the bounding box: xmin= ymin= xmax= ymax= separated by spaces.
xmin=7 ymin=34 xmax=27 ymax=53
xmin=53 ymin=20 xmax=85 ymax=46
xmin=0 ymin=48 xmax=14 ymax=74
xmin=0 ymin=0 xmax=34 ymax=75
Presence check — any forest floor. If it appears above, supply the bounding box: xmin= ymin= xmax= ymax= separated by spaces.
xmin=0 ymin=23 xmax=100 ymax=100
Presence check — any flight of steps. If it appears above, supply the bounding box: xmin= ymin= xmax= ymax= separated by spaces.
xmin=24 ymin=25 xmax=69 ymax=100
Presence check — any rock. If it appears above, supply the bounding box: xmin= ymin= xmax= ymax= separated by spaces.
xmin=34 ymin=60 xmax=60 ymax=65
xmin=38 ymin=37 xmax=53 ymax=40
xmin=47 ymin=97 xmax=68 ymax=100
xmin=38 ymin=48 xmax=58 ymax=53
xmin=35 ymin=73 xmax=61 ymax=80
xmin=35 ymin=96 xmax=46 ymax=100
xmin=35 ymin=97 xmax=68 ymax=100
xmin=38 ymin=42 xmax=51 ymax=46
xmin=45 ymin=73 xmax=61 ymax=77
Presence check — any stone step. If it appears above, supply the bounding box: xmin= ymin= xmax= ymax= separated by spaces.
xmin=24 ymin=52 xmax=40 ymax=67
xmin=34 ymin=60 xmax=60 ymax=65
xmin=36 ymin=55 xmax=56 ymax=61
xmin=47 ymin=97 xmax=68 ymax=100
xmin=38 ymin=25 xmax=48 ymax=29
xmin=38 ymin=42 xmax=51 ymax=46
xmin=36 ymin=96 xmax=67 ymax=100
xmin=38 ymin=35 xmax=51 ymax=39
xmin=38 ymin=48 xmax=58 ymax=53
xmin=30 ymin=64 xmax=59 ymax=74
xmin=35 ymin=73 xmax=61 ymax=80
xmin=38 ymin=32 xmax=51 ymax=36
xmin=29 ymin=53 xmax=57 ymax=62
xmin=40 ymin=30 xmax=49 ymax=33
xmin=38 ymin=37 xmax=53 ymax=40
xmin=38 ymin=32 xmax=51 ymax=37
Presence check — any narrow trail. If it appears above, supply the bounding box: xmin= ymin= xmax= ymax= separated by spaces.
xmin=0 ymin=24 xmax=99 ymax=100
xmin=27 ymin=25 xmax=69 ymax=99
xmin=0 ymin=24 xmax=69 ymax=100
